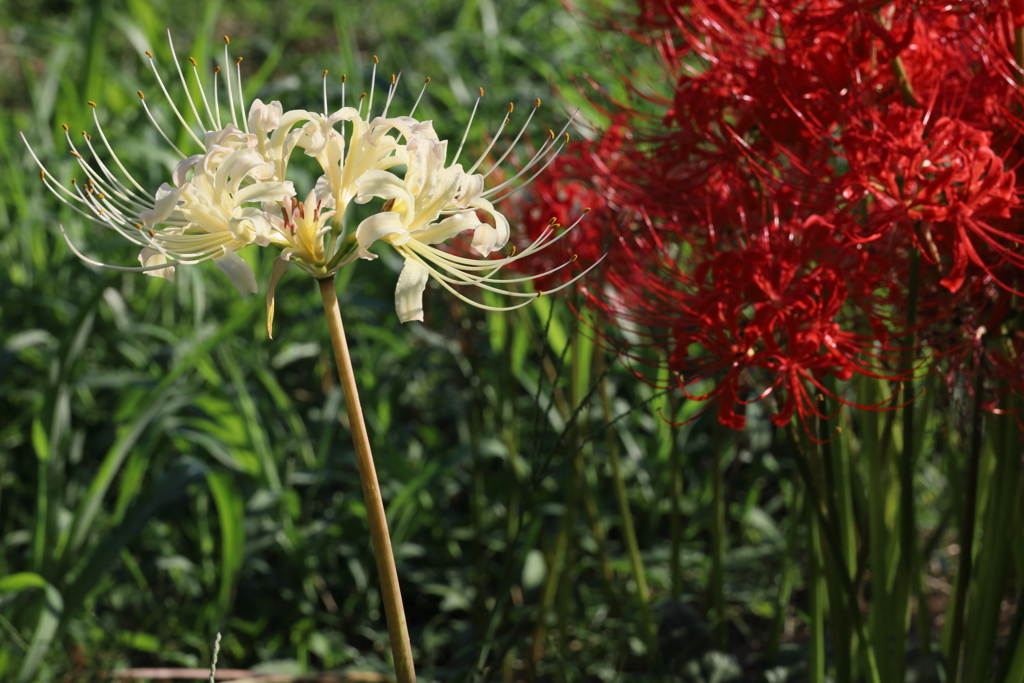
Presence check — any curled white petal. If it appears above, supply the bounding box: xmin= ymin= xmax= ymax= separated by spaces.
xmin=248 ymin=99 xmax=283 ymax=133
xmin=355 ymin=211 xmax=408 ymax=259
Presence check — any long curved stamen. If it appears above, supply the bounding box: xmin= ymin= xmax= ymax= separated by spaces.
xmin=484 ymin=109 xmax=579 ymax=197
xmin=409 ymin=77 xmax=430 ymax=118
xmin=367 ymin=55 xmax=379 ymax=119
xmin=382 ymin=71 xmax=401 ymax=118
xmin=407 ymin=239 xmax=581 ymax=288
xmin=482 ymin=97 xmax=541 ymax=179
xmin=453 ymin=87 xmax=484 ymax=167
xmin=322 ymin=70 xmax=330 ymax=117
xmin=235 ymin=56 xmax=248 ymax=133
xmin=79 ymin=125 xmax=154 ymax=211
xmin=491 ymin=134 xmax=569 ymax=203
xmin=137 ymin=90 xmax=187 ymax=158
xmin=65 ymin=130 xmax=150 ymax=215
xmin=223 ymin=37 xmax=237 ymax=127
xmin=212 ymin=66 xmax=223 ymax=129
xmin=144 ymin=50 xmax=205 ymax=149
xmin=166 ymin=29 xmax=208 ymax=133
xmin=58 ymin=224 xmax=180 ymax=272
xmin=465 ymin=102 xmax=514 ymax=175
xmin=190 ymin=57 xmax=217 ymax=131
xmin=91 ymin=107 xmax=153 ymax=198
xmin=340 ymin=74 xmax=347 ymax=138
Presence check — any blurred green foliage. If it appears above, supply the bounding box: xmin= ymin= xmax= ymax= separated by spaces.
xmin=3 ymin=1 xmax=1002 ymax=682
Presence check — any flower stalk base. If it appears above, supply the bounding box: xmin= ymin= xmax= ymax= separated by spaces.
xmin=318 ymin=276 xmax=416 ymax=683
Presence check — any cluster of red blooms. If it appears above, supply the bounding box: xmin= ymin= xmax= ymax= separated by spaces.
xmin=512 ymin=0 xmax=1024 ymax=431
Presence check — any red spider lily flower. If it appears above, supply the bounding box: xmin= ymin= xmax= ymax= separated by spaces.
xmin=841 ymin=107 xmax=1024 ymax=294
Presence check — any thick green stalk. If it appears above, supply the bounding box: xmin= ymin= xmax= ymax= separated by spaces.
xmin=808 ymin=500 xmax=826 ymax=683
xmin=860 ymin=375 xmax=896 ymax=683
xmin=945 ymin=360 xmax=985 ymax=683
xmin=963 ymin=410 xmax=1021 ymax=683
xmin=318 ymin=278 xmax=415 ymax=683
xmin=896 ymin=247 xmax=921 ymax=672
xmin=818 ymin=393 xmax=852 ymax=683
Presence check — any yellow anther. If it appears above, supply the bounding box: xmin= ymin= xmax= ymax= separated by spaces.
xmin=508 ymin=102 xmax=514 ymax=113
xmin=373 ymin=55 xmax=379 ymax=64
xmin=87 ymin=101 xmax=97 ymax=107
xmin=509 ymin=245 xmax=517 ymax=256
xmin=391 ymin=73 xmax=396 ymax=85
xmin=71 ymin=178 xmax=77 ymax=184
xmin=583 ymin=207 xmax=592 ymax=213
xmin=70 ymin=151 xmax=82 ymax=158
xmin=535 ymin=97 xmax=541 ymax=108
xmin=571 ymin=254 xmax=578 ymax=262
xmin=97 ymin=193 xmax=104 ymax=199
xmin=135 ymin=223 xmax=144 ymax=230
xmin=235 ymin=56 xmax=243 ymax=65
xmin=425 ymin=76 xmax=431 ymax=83
xmin=81 ymin=131 xmax=87 ymax=136
xmin=189 ymin=57 xmax=197 ymax=66
xmin=478 ymin=87 xmax=484 ymax=97
xmin=359 ymin=92 xmax=367 ymax=101
xmin=223 ymin=36 xmax=230 ymax=44
xmin=145 ymin=50 xmax=153 ymax=58
xmin=563 ymin=132 xmax=570 ymax=143
xmin=548 ymin=217 xmax=558 ymax=225
xmin=39 ymin=171 xmax=45 ymax=180
xmin=137 ymin=90 xmax=145 ymax=99
xmin=148 ymin=229 xmax=155 ymax=237
xmin=837 ymin=426 xmax=843 ymax=434
xmin=61 ymin=124 xmax=69 ymax=131
xmin=87 ymin=135 xmax=92 ymax=141
xmin=548 ymin=129 xmax=555 ymax=139
xmin=322 ymin=69 xmax=329 ymax=77
xmin=98 ymin=208 xmax=104 ymax=214
xmin=537 ymin=290 xmax=545 ymax=297
xmin=342 ymin=74 xmax=347 ymax=83
xmin=213 ymin=66 xmax=221 ymax=74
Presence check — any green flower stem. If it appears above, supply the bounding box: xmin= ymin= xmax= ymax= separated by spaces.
xmin=808 ymin=496 xmax=826 ymax=683
xmin=787 ymin=423 xmax=882 ymax=683
xmin=669 ymin=392 xmax=684 ymax=601
xmin=595 ymin=349 xmax=656 ymax=651
xmin=318 ymin=277 xmax=415 ymax=683
xmin=945 ymin=358 xmax=985 ymax=683
xmin=710 ymin=421 xmax=727 ymax=650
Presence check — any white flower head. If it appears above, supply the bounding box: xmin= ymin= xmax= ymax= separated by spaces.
xmin=24 ymin=31 xmax=601 ymax=332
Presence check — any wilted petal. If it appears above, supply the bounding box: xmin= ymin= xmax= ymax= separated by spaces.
xmin=265 ymin=254 xmax=292 ymax=338
xmin=139 ymin=248 xmax=176 ymax=282
xmin=215 ymin=250 xmax=258 ymax=297
xmin=395 ymin=258 xmax=429 ymax=323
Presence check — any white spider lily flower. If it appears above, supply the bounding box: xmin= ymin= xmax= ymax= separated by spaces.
xmin=25 ymin=29 xmax=602 ymax=329
xmin=352 ymin=126 xmax=600 ymax=323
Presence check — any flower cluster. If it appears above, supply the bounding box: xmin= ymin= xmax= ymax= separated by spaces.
xmin=26 ymin=32 xmax=598 ymax=330
xmin=520 ymin=0 xmax=1024 ymax=429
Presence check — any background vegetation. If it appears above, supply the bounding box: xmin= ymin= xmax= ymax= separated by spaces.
xmin=1 ymin=1 xmax=1020 ymax=682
